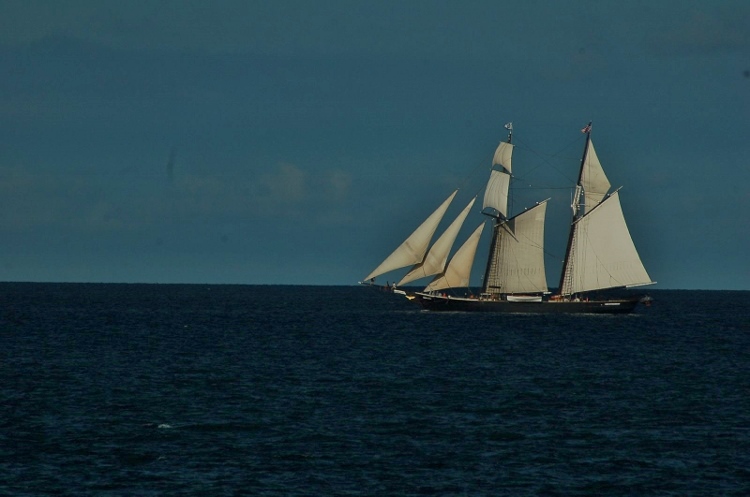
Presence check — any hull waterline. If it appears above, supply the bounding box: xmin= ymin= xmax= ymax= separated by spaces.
xmin=413 ymin=292 xmax=641 ymax=314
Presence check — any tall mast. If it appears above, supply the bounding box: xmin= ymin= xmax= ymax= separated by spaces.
xmin=557 ymin=121 xmax=592 ymax=294
xmin=481 ymin=123 xmax=514 ymax=294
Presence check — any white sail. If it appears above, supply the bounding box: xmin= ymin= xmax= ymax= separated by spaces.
xmin=482 ymin=170 xmax=510 ymax=217
xmin=484 ymin=200 xmax=549 ymax=294
xmin=492 ymin=141 xmax=514 ymax=173
xmin=398 ymin=197 xmax=476 ymax=286
xmin=560 ymin=191 xmax=653 ymax=295
xmin=364 ymin=190 xmax=457 ymax=281
xmin=425 ymin=222 xmax=485 ymax=292
xmin=580 ymin=140 xmax=611 ymax=213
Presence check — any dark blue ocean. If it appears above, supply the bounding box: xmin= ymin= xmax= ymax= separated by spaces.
xmin=1 ymin=283 xmax=749 ymax=496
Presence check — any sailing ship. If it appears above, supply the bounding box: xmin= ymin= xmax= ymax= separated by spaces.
xmin=361 ymin=122 xmax=655 ymax=313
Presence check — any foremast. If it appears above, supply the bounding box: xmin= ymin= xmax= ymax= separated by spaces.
xmin=481 ymin=123 xmax=549 ymax=297
xmin=481 ymin=123 xmax=513 ymax=295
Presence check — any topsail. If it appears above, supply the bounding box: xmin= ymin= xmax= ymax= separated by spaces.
xmin=579 ymin=140 xmax=611 ymax=213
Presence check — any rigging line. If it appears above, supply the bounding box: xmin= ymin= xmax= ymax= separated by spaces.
xmin=456 ymin=153 xmax=494 ymax=194
xmin=513 ymin=185 xmax=572 ymax=190
xmin=471 ymin=182 xmax=487 ymax=205
xmin=542 ymin=246 xmax=563 ymax=262
xmin=513 ymin=134 xmax=585 ymax=186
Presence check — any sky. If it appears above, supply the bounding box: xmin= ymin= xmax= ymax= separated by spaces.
xmin=0 ymin=0 xmax=748 ymax=289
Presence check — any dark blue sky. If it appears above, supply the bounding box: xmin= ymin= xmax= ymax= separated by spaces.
xmin=1 ymin=1 xmax=748 ymax=289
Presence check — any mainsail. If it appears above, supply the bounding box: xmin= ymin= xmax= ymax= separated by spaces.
xmin=425 ymin=222 xmax=486 ymax=292
xmin=560 ymin=190 xmax=652 ymax=295
xmin=364 ymin=190 xmax=457 ymax=282
xmin=398 ymin=197 xmax=476 ymax=286
xmin=483 ymin=200 xmax=549 ymax=295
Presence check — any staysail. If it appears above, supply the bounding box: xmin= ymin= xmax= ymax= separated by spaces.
xmin=483 ymin=200 xmax=549 ymax=295
xmin=560 ymin=190 xmax=652 ymax=295
xmin=364 ymin=190 xmax=457 ymax=281
xmin=424 ymin=222 xmax=486 ymax=292
xmin=398 ymin=197 xmax=476 ymax=285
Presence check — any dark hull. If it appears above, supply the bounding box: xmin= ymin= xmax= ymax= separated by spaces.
xmin=413 ymin=293 xmax=641 ymax=314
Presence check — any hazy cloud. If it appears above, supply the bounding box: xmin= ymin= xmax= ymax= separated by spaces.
xmin=257 ymin=163 xmax=306 ymax=205
xmin=648 ymin=9 xmax=750 ymax=56
xmin=251 ymin=162 xmax=352 ymax=220
xmin=0 ymin=161 xmax=352 ymax=233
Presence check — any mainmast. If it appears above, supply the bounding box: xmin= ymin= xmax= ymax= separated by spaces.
xmin=558 ymin=121 xmax=592 ymax=294
xmin=573 ymin=121 xmax=592 ymax=219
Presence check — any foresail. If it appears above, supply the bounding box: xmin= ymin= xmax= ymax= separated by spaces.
xmin=483 ymin=200 xmax=549 ymax=294
xmin=482 ymin=170 xmax=510 ymax=217
xmin=398 ymin=197 xmax=476 ymax=286
xmin=492 ymin=141 xmax=514 ymax=173
xmin=364 ymin=190 xmax=457 ymax=281
xmin=424 ymin=222 xmax=485 ymax=292
xmin=560 ymin=191 xmax=653 ymax=295
xmin=580 ymin=140 xmax=611 ymax=213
